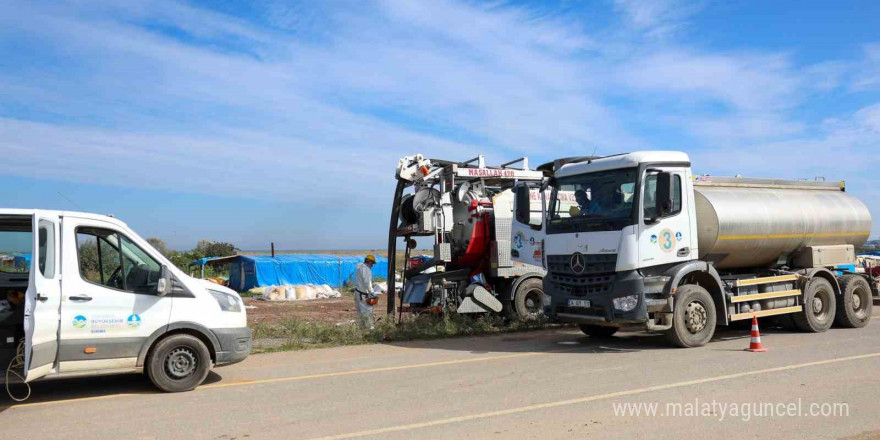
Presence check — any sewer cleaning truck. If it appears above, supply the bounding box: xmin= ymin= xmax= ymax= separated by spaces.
xmin=513 ymin=151 xmax=875 ymax=347
xmin=386 ymin=154 xmax=548 ymax=319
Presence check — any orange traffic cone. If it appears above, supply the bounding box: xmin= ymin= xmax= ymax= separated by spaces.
xmin=745 ymin=315 xmax=767 ymax=352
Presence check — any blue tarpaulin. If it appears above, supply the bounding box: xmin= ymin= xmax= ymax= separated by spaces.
xmin=0 ymin=253 xmax=31 ymax=270
xmin=210 ymin=254 xmax=388 ymax=291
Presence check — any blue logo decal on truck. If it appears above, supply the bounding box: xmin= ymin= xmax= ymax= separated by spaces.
xmin=73 ymin=315 xmax=87 ymax=329
xmin=127 ymin=314 xmax=141 ymax=329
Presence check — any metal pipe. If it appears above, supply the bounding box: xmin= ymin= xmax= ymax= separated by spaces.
xmin=500 ymin=157 xmax=525 ymax=169
xmin=387 ymin=179 xmax=406 ymax=316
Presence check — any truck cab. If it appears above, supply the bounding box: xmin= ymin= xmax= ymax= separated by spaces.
xmin=519 ymin=151 xmax=874 ymax=347
xmin=533 ymin=152 xmax=692 ymax=332
xmin=0 ymin=209 xmax=251 ymax=393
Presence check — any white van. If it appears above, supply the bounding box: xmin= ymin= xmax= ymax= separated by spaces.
xmin=0 ymin=209 xmax=251 ymax=392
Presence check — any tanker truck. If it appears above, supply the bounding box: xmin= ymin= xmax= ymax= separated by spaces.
xmin=513 ymin=151 xmax=875 ymax=347
xmin=385 ymin=154 xmax=547 ymax=320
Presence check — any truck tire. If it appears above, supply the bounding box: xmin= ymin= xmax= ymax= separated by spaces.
xmin=792 ymin=277 xmax=836 ymax=333
xmin=666 ymin=284 xmax=716 ymax=348
xmin=147 ymin=334 xmax=212 ymax=393
xmin=834 ymin=275 xmax=872 ymax=328
xmin=510 ymin=278 xmax=544 ymax=320
xmin=579 ymin=324 xmax=618 ymax=338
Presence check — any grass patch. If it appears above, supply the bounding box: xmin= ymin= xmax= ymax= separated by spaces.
xmin=251 ymin=313 xmax=551 ymax=353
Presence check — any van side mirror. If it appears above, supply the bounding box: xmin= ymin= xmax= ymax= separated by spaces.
xmin=656 ymin=172 xmax=673 ymax=217
xmin=157 ymin=265 xmax=171 ymax=296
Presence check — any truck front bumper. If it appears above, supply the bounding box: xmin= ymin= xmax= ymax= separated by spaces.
xmin=544 ymin=270 xmax=670 ymax=328
xmin=212 ymin=327 xmax=252 ymax=366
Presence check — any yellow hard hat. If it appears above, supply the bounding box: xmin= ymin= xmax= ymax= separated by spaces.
xmin=365 ymin=254 xmax=377 ymax=263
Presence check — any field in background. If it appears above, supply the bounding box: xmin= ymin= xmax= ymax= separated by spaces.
xmin=237 ymin=248 xmax=555 ymax=352
xmin=239 ymin=249 xmax=423 ymax=271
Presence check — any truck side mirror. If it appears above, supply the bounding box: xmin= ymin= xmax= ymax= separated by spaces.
xmin=656 ymin=172 xmax=673 ymax=217
xmin=157 ymin=265 xmax=171 ymax=296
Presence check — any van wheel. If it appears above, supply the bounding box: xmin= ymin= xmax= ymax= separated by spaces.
xmin=666 ymin=284 xmax=716 ymax=348
xmin=147 ymin=334 xmax=212 ymax=393
xmin=792 ymin=277 xmax=836 ymax=333
xmin=834 ymin=275 xmax=872 ymax=328
xmin=510 ymin=278 xmax=544 ymax=320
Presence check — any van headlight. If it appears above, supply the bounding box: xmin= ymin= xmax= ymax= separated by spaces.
xmin=209 ymin=290 xmax=241 ymax=313
xmin=612 ymin=295 xmax=639 ymax=312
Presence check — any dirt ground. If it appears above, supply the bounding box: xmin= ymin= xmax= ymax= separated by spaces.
xmin=244 ymin=293 xmax=393 ymax=326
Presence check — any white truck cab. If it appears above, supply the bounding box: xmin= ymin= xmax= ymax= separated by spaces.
xmin=515 ymin=151 xmax=873 ymax=347
xmin=0 ymin=209 xmax=251 ymax=392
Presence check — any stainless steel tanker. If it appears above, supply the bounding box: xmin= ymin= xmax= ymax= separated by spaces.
xmin=694 ymin=176 xmax=872 ymax=269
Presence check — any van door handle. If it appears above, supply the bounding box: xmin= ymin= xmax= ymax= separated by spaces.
xmin=69 ymin=295 xmax=93 ymax=302
xmin=36 ymin=294 xmax=49 ymax=302
xmin=677 ymin=247 xmax=690 ymax=257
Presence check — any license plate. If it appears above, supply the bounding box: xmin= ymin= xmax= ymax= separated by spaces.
xmin=567 ymin=299 xmax=591 ymax=308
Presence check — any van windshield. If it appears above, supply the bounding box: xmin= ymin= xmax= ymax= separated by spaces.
xmin=0 ymin=231 xmax=32 ymax=274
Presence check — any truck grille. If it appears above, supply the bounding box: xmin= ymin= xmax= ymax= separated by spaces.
xmin=547 ymin=254 xmax=617 ymax=297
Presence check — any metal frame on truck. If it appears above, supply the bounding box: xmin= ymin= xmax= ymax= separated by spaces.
xmin=386 ymin=154 xmax=548 ymax=320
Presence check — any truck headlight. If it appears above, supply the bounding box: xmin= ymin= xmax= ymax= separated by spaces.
xmin=643 ymin=276 xmax=671 ymax=294
xmin=612 ymin=295 xmax=639 ymax=312
xmin=209 ymin=290 xmax=242 ymax=313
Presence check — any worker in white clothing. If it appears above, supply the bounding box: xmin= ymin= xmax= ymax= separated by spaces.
xmin=354 ymin=254 xmax=378 ymax=329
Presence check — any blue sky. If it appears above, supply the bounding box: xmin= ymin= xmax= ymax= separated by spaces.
xmin=1 ymin=0 xmax=879 ymax=250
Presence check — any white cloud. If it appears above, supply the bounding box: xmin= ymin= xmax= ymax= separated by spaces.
xmin=680 ymin=113 xmax=806 ymax=141
xmin=613 ymin=0 xmax=700 ymax=38
xmin=0 ymin=0 xmax=877 ymax=242
xmin=852 ymin=43 xmax=880 ymax=90
xmin=620 ymin=50 xmax=801 ymax=111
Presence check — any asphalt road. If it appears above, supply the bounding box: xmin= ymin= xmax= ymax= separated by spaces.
xmin=3 ymin=303 xmax=880 ymax=440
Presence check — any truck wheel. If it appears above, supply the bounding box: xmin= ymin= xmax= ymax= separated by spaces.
xmin=666 ymin=285 xmax=716 ymax=348
xmin=792 ymin=277 xmax=836 ymax=333
xmin=579 ymin=324 xmax=618 ymax=338
xmin=834 ymin=275 xmax=872 ymax=328
xmin=510 ymin=278 xmax=544 ymax=320
xmin=147 ymin=334 xmax=212 ymax=393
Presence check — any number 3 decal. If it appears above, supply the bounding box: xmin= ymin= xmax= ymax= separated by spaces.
xmin=659 ymin=228 xmax=676 ymax=253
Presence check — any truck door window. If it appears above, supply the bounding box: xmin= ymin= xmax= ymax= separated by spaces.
xmin=119 ymin=235 xmax=162 ymax=294
xmin=76 ymin=228 xmax=161 ymax=294
xmin=77 ymin=229 xmax=124 ymax=290
xmin=643 ymin=173 xmax=682 ymax=221
xmin=38 ymin=221 xmax=56 ymax=279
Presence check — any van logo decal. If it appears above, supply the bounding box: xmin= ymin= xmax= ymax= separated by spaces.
xmin=73 ymin=315 xmax=87 ymax=329
xmin=127 ymin=314 xmax=141 ymax=329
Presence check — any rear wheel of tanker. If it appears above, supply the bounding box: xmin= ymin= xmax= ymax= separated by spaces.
xmin=834 ymin=275 xmax=872 ymax=328
xmin=792 ymin=277 xmax=836 ymax=333
xmin=510 ymin=278 xmax=544 ymax=321
xmin=578 ymin=325 xmax=618 ymax=338
xmin=147 ymin=334 xmax=212 ymax=393
xmin=666 ymin=284 xmax=716 ymax=348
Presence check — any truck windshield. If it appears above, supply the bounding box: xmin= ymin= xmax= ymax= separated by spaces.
xmin=547 ymin=167 xmax=637 ymax=234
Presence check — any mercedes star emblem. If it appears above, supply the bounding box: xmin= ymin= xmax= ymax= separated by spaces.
xmin=570 ymin=252 xmax=586 ymax=274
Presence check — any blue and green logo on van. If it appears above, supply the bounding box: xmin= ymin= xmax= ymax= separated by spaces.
xmin=72 ymin=315 xmax=87 ymax=329
xmin=126 ymin=314 xmax=141 ymax=329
